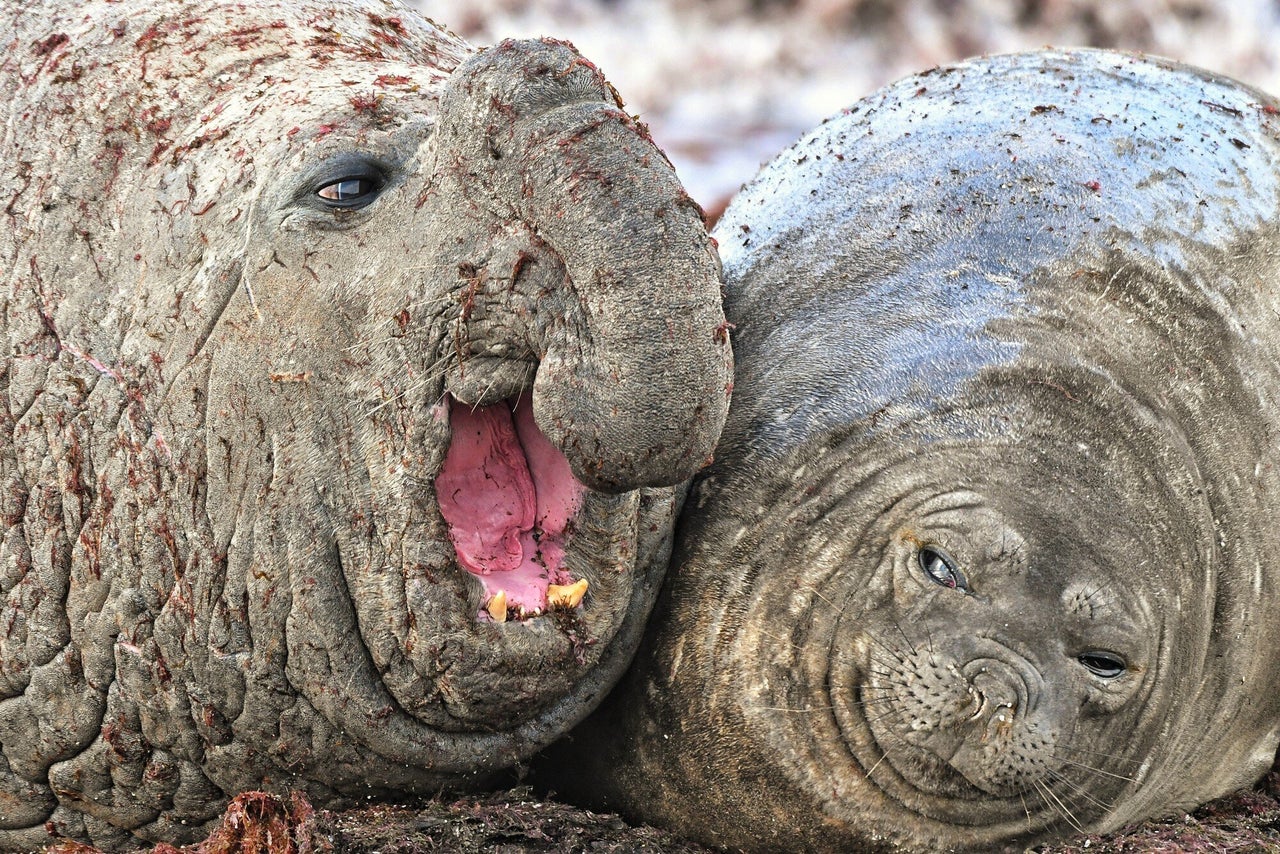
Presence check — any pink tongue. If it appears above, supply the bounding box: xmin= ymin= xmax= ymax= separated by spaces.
xmin=435 ymin=395 xmax=585 ymax=615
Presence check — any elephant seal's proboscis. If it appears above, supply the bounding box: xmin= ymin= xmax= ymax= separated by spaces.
xmin=553 ymin=49 xmax=1280 ymax=852
xmin=0 ymin=0 xmax=731 ymax=848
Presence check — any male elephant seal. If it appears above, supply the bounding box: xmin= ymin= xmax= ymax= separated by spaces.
xmin=554 ymin=49 xmax=1280 ymax=851
xmin=0 ymin=0 xmax=731 ymax=848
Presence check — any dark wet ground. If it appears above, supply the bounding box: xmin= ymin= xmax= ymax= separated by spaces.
xmin=329 ymin=775 xmax=1280 ymax=853
xmin=50 ymin=771 xmax=1280 ymax=853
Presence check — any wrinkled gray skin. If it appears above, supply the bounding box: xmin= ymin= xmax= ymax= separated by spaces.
xmin=556 ymin=49 xmax=1280 ymax=852
xmin=0 ymin=0 xmax=731 ymax=849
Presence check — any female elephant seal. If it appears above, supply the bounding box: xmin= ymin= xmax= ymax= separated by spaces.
xmin=0 ymin=0 xmax=731 ymax=848
xmin=556 ymin=49 xmax=1280 ymax=851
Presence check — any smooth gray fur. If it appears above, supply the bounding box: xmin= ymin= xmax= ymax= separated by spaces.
xmin=555 ymin=48 xmax=1280 ymax=852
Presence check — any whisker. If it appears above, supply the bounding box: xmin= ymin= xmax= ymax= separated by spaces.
xmin=758 ymin=630 xmax=798 ymax=648
xmin=862 ymin=708 xmax=906 ymax=727
xmin=360 ymin=349 xmax=457 ymax=415
xmin=861 ymin=726 xmax=919 ymax=782
xmin=788 ymin=579 xmax=842 ymax=614
xmin=1056 ymin=744 xmax=1144 ymax=767
xmin=341 ymin=298 xmax=453 ymax=352
xmin=1033 ymin=779 xmax=1085 ymax=834
xmin=865 ymin=666 xmax=905 ymax=682
xmin=861 ymin=630 xmax=912 ymax=669
xmin=855 ymin=683 xmax=896 ymax=694
xmin=749 ymin=704 xmax=837 ymax=714
xmin=471 ymin=371 xmax=503 ymax=410
xmin=1044 ymin=769 xmax=1112 ymax=813
xmin=920 ymin=616 xmax=936 ymax=656
xmin=363 ymin=374 xmax=438 ymax=417
xmin=888 ymin=617 xmax=918 ymax=657
xmin=862 ymin=747 xmax=895 ymax=781
xmin=1054 ymin=755 xmax=1138 ymax=784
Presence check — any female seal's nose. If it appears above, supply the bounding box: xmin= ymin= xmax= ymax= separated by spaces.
xmin=967 ymin=661 xmax=1032 ymax=726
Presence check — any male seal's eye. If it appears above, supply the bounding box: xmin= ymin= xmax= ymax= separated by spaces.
xmin=315 ymin=175 xmax=381 ymax=208
xmin=919 ymin=546 xmax=967 ymax=591
xmin=1078 ymin=651 xmax=1126 ymax=679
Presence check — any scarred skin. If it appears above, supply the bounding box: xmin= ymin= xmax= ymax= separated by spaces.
xmin=0 ymin=1 xmax=731 ymax=849
xmin=555 ymin=49 xmax=1280 ymax=851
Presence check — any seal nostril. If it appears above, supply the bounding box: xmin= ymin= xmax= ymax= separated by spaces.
xmin=966 ymin=686 xmax=986 ymax=720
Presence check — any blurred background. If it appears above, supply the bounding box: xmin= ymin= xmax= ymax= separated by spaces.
xmin=410 ymin=0 xmax=1280 ymax=219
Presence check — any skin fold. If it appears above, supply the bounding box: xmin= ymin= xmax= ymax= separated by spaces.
xmin=0 ymin=0 xmax=731 ymax=848
xmin=551 ymin=49 xmax=1280 ymax=852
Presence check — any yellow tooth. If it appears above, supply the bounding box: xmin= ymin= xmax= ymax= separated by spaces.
xmin=487 ymin=590 xmax=508 ymax=623
xmin=547 ymin=578 xmax=589 ymax=610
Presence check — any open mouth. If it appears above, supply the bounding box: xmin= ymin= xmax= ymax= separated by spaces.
xmin=435 ymin=393 xmax=590 ymax=623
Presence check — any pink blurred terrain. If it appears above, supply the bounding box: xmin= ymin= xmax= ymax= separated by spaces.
xmin=411 ymin=0 xmax=1280 ymax=215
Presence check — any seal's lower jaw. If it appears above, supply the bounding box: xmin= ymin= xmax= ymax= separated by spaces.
xmin=883 ymin=704 xmax=1048 ymax=799
xmin=396 ymin=389 xmax=653 ymax=731
xmin=437 ymin=394 xmax=590 ymax=622
xmin=890 ymin=738 xmax=1027 ymax=800
xmin=860 ymin=697 xmax=1007 ymax=802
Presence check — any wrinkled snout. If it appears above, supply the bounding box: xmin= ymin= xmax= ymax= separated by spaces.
xmin=943 ymin=655 xmax=1056 ymax=794
xmin=435 ymin=38 xmax=733 ymax=494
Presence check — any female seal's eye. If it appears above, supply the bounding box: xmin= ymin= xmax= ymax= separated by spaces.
xmin=315 ymin=175 xmax=381 ymax=208
xmin=1077 ymin=651 xmax=1126 ymax=679
xmin=918 ymin=546 xmax=967 ymax=591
